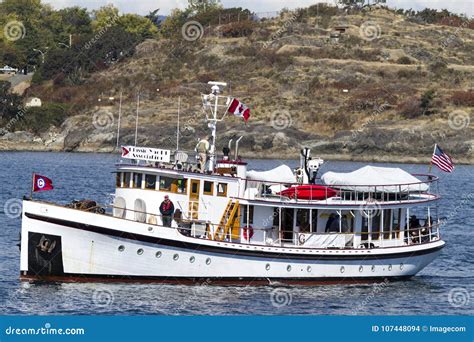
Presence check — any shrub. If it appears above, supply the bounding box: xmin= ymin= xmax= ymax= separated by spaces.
xmin=398 ymin=97 xmax=424 ymax=118
xmin=397 ymin=56 xmax=412 ymax=65
xmin=21 ymin=103 xmax=69 ymax=133
xmin=450 ymin=90 xmax=474 ymax=106
xmin=220 ymin=20 xmax=256 ymax=37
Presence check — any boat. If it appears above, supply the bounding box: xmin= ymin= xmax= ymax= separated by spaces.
xmin=19 ymin=81 xmax=445 ymax=284
xmin=278 ymin=185 xmax=338 ymax=200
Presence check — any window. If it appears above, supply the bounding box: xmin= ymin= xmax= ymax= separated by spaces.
xmin=133 ymin=173 xmax=143 ymax=188
xmin=123 ymin=172 xmax=131 ymax=188
xmin=217 ymin=183 xmax=227 ymax=197
xmin=176 ymin=179 xmax=187 ymax=194
xmin=116 ymin=172 xmax=122 ymax=188
xmin=145 ymin=174 xmax=156 ymax=190
xmin=297 ymin=209 xmax=310 ymax=233
xmin=159 ymin=176 xmax=174 ymax=191
xmin=159 ymin=176 xmax=187 ymax=194
xmin=311 ymin=209 xmax=318 ymax=233
xmin=243 ymin=205 xmax=254 ymax=225
xmin=203 ymin=181 xmax=213 ymax=195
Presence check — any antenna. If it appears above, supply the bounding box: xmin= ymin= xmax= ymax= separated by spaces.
xmin=115 ymin=89 xmax=122 ymax=150
xmin=134 ymin=91 xmax=140 ymax=146
xmin=176 ymin=96 xmax=181 ymax=151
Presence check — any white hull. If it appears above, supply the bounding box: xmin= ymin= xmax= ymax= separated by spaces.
xmin=20 ymin=201 xmax=444 ymax=283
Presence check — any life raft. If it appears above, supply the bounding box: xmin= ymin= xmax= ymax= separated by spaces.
xmin=278 ymin=185 xmax=337 ymax=200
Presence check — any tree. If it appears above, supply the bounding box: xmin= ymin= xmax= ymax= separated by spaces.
xmin=187 ymin=0 xmax=222 ymax=15
xmin=119 ymin=14 xmax=158 ymax=39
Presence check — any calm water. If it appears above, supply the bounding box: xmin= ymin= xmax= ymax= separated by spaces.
xmin=0 ymin=152 xmax=472 ymax=315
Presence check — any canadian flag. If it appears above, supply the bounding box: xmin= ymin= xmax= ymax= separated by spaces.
xmin=228 ymin=98 xmax=250 ymax=122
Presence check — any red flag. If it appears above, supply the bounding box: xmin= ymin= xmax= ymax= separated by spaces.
xmin=33 ymin=174 xmax=54 ymax=192
xmin=228 ymin=98 xmax=250 ymax=122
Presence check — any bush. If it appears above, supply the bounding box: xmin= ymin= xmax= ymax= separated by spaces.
xmin=450 ymin=90 xmax=474 ymax=106
xmin=397 ymin=56 xmax=413 ymax=65
xmin=220 ymin=20 xmax=256 ymax=37
xmin=398 ymin=97 xmax=424 ymax=118
xmin=21 ymin=103 xmax=69 ymax=133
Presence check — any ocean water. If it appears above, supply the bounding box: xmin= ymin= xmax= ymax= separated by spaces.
xmin=0 ymin=152 xmax=472 ymax=315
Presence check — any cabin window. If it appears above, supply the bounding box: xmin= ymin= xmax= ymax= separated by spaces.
xmin=203 ymin=181 xmax=213 ymax=195
xmin=159 ymin=176 xmax=174 ymax=191
xmin=371 ymin=211 xmax=382 ymax=240
xmin=383 ymin=209 xmax=391 ymax=239
xmin=176 ymin=179 xmax=187 ymax=194
xmin=123 ymin=172 xmax=131 ymax=188
xmin=133 ymin=173 xmax=143 ymax=189
xmin=217 ymin=183 xmax=227 ymax=197
xmin=116 ymin=172 xmax=122 ymax=188
xmin=311 ymin=209 xmax=318 ymax=233
xmin=297 ymin=209 xmax=310 ymax=233
xmin=243 ymin=205 xmax=254 ymax=225
xmin=145 ymin=174 xmax=156 ymax=190
xmin=159 ymin=176 xmax=187 ymax=193
xmin=392 ymin=208 xmax=402 ymax=238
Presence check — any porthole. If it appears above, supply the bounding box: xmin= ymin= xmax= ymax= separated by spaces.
xmin=155 ymin=251 xmax=162 ymax=258
xmin=173 ymin=254 xmax=179 ymax=261
xmin=189 ymin=256 xmax=195 ymax=263
xmin=340 ymin=266 xmax=345 ymax=274
xmin=307 ymin=266 xmax=312 ymax=273
xmin=371 ymin=265 xmax=375 ymax=272
xmin=118 ymin=245 xmax=125 ymax=252
xmin=388 ymin=264 xmax=392 ymax=271
xmin=206 ymin=258 xmax=211 ymax=265
xmin=359 ymin=266 xmax=363 ymax=273
xmin=137 ymin=248 xmax=144 ymax=255
xmin=400 ymin=263 xmax=404 ymax=270
xmin=287 ymin=265 xmax=292 ymax=272
xmin=265 ymin=263 xmax=270 ymax=271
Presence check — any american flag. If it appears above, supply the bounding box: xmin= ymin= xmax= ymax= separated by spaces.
xmin=431 ymin=145 xmax=454 ymax=173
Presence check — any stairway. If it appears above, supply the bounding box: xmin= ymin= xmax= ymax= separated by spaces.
xmin=213 ymin=200 xmax=240 ymax=241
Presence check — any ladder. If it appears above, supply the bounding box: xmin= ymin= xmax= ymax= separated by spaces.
xmin=213 ymin=200 xmax=240 ymax=241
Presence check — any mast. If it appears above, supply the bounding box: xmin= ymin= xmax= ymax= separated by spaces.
xmin=202 ymin=81 xmax=230 ymax=172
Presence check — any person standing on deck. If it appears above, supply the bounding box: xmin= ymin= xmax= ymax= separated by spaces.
xmin=160 ymin=195 xmax=174 ymax=227
xmin=195 ymin=136 xmax=210 ymax=172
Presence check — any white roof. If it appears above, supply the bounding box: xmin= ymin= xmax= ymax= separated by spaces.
xmin=246 ymin=165 xmax=295 ymax=184
xmin=321 ymin=165 xmax=429 ymax=193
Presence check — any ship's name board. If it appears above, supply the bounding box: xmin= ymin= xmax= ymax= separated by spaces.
xmin=121 ymin=146 xmax=171 ymax=163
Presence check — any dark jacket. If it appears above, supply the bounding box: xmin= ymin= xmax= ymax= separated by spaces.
xmin=160 ymin=200 xmax=174 ymax=216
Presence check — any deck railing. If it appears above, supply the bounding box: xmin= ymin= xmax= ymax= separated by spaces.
xmin=247 ymin=174 xmax=439 ymax=205
xmin=55 ymin=201 xmax=441 ymax=250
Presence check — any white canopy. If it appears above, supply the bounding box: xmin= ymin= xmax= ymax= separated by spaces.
xmin=321 ymin=165 xmax=428 ymax=193
xmin=246 ymin=165 xmax=295 ymax=184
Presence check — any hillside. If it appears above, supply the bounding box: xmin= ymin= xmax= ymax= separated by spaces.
xmin=1 ymin=5 xmax=473 ymax=163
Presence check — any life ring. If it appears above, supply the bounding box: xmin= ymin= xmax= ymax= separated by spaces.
xmin=243 ymin=225 xmax=254 ymax=240
xmin=298 ymin=234 xmax=306 ymax=245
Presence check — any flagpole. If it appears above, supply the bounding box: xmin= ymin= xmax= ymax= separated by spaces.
xmin=30 ymin=172 xmax=35 ymax=200
xmin=428 ymin=144 xmax=437 ymax=173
